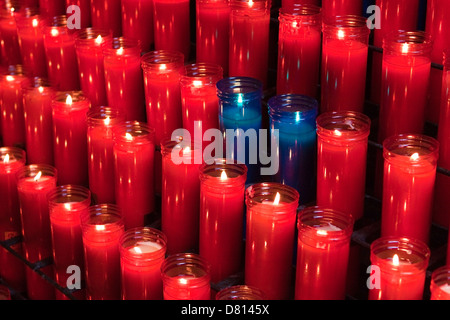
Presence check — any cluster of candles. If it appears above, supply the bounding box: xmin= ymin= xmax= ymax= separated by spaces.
xmin=0 ymin=0 xmax=449 ymax=301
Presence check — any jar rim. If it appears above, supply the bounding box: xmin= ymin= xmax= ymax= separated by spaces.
xmin=161 ymin=252 xmax=211 ymax=282
xmin=119 ymin=227 xmax=167 ymax=261
xmin=141 ymin=50 xmax=185 ymax=71
xmin=216 ymin=285 xmax=266 ymax=300
xmin=383 ymin=133 xmax=439 ymax=164
xmin=316 ymin=111 xmax=371 ymax=141
xmin=245 ymin=182 xmax=299 ymax=212
xmin=216 ymin=76 xmax=263 ymax=101
xmin=383 ymin=30 xmax=433 ymax=56
xmin=279 ymin=3 xmax=321 ymax=18
xmin=0 ymin=147 xmax=26 ymax=164
xmin=16 ymin=163 xmax=57 ymax=180
xmin=199 ymin=158 xmax=248 ymax=183
xmin=268 ymin=94 xmax=318 ymax=123
xmin=81 ymin=203 xmax=123 ymax=228
xmin=180 ymin=62 xmax=223 ymax=85
xmin=112 ymin=121 xmax=155 ymax=144
xmin=86 ymin=106 xmax=124 ymax=127
xmin=47 ymin=184 xmax=91 ymax=206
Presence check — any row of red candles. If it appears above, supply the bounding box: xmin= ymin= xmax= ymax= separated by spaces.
xmin=0 ymin=0 xmax=448 ymax=300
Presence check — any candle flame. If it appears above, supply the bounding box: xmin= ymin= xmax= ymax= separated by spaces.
xmin=317 ymin=229 xmax=328 ymax=236
xmin=410 ymin=152 xmax=420 ymax=161
xmin=64 ymin=203 xmax=72 ymax=210
xmin=159 ymin=64 xmax=167 ymax=71
xmin=95 ymin=35 xmax=102 ymax=44
xmin=193 ymin=80 xmax=203 ymax=87
xmin=51 ymin=28 xmax=59 ymax=37
xmin=38 ymin=86 xmax=44 ymax=93
xmin=65 ymin=94 xmax=73 ymax=105
xmin=95 ymin=224 xmax=105 ymax=231
xmin=248 ymin=0 xmax=253 ymax=8
xmin=338 ymin=29 xmax=345 ymax=40
xmin=220 ymin=170 xmax=228 ymax=180
xmin=117 ymin=47 xmax=124 ymax=55
xmin=6 ymin=75 xmax=14 ymax=82
xmin=392 ymin=254 xmax=400 ymax=267
xmin=401 ymin=43 xmax=409 ymax=54
xmin=178 ymin=278 xmax=188 ymax=285
xmin=125 ymin=132 xmax=133 ymax=141
xmin=104 ymin=116 xmax=111 ymax=126
xmin=34 ymin=171 xmax=42 ymax=182
xmin=32 ymin=18 xmax=38 ymax=28
xmin=334 ymin=129 xmax=342 ymax=136
xmin=3 ymin=154 xmax=10 ymax=163
xmin=133 ymin=246 xmax=143 ymax=254
xmin=273 ymin=192 xmax=281 ymax=205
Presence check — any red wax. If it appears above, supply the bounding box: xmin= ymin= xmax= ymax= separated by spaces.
xmin=245 ymin=183 xmax=299 ymax=300
xmin=229 ymin=0 xmax=270 ymax=88
xmin=0 ymin=70 xmax=30 ymax=148
xmin=199 ymin=160 xmax=247 ymax=283
xmin=161 ymin=253 xmax=211 ymax=300
xmin=66 ymin=0 xmax=91 ymax=29
xmin=295 ymin=207 xmax=354 ymax=300
xmin=43 ymin=18 xmax=80 ymax=91
xmin=17 ymin=164 xmax=57 ymax=300
xmin=119 ymin=227 xmax=167 ymax=300
xmin=39 ymin=0 xmax=66 ymax=20
xmin=153 ymin=0 xmax=191 ymax=60
xmin=316 ymin=111 xmax=371 ymax=221
xmin=161 ymin=139 xmax=202 ymax=254
xmin=0 ymin=147 xmax=26 ymax=293
xmin=430 ymin=266 xmax=450 ymax=300
xmin=87 ymin=107 xmax=124 ymax=204
xmin=49 ymin=185 xmax=91 ymax=300
xmin=91 ymin=0 xmax=122 ymax=36
xmin=369 ymin=237 xmax=430 ymax=300
xmin=381 ymin=135 xmax=439 ymax=244
xmin=321 ymin=17 xmax=370 ymax=113
xmin=122 ymin=0 xmax=154 ymax=52
xmin=52 ymin=91 xmax=90 ymax=186
xmin=113 ymin=122 xmax=155 ymax=230
xmin=196 ymin=0 xmax=230 ymax=75
xmin=282 ymin=0 xmax=320 ymax=8
xmin=81 ymin=204 xmax=124 ymax=300
xmin=103 ymin=38 xmax=147 ymax=122
xmin=276 ymin=4 xmax=321 ymax=97
xmin=22 ymin=81 xmax=54 ymax=165
xmin=321 ymin=0 xmax=362 ymax=19
xmin=0 ymin=8 xmax=22 ymax=66
xmin=75 ymin=29 xmax=111 ymax=107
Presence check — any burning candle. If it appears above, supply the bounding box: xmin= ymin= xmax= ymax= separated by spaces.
xmin=103 ymin=37 xmax=147 ymax=122
xmin=66 ymin=0 xmax=91 ymax=29
xmin=216 ymin=285 xmax=265 ymax=300
xmin=0 ymin=147 xmax=26 ymax=293
xmin=295 ymin=206 xmax=354 ymax=300
xmin=196 ymin=0 xmax=231 ymax=75
xmin=22 ymin=78 xmax=55 ymax=165
xmin=74 ymin=28 xmax=112 ymax=107
xmin=17 ymin=164 xmax=57 ymax=300
xmin=42 ymin=16 xmax=80 ymax=91
xmin=161 ymin=137 xmax=202 ymax=254
xmin=81 ymin=204 xmax=124 ymax=300
xmin=153 ymin=0 xmax=191 ymax=60
xmin=276 ymin=4 xmax=321 ymax=98
xmin=245 ymin=182 xmax=299 ymax=300
xmin=377 ymin=31 xmax=432 ymax=144
xmin=52 ymin=91 xmax=90 ymax=186
xmin=381 ymin=134 xmax=439 ymax=245
xmin=48 ymin=185 xmax=91 ymax=300
xmin=268 ymin=94 xmax=318 ymax=205
xmin=87 ymin=106 xmax=124 ymax=204
xmin=161 ymin=252 xmax=211 ymax=300
xmin=430 ymin=266 xmax=450 ymax=300
xmin=198 ymin=159 xmax=247 ymax=283
xmin=369 ymin=236 xmax=430 ymax=300
xmin=321 ymin=0 xmax=362 ymax=19
xmin=113 ymin=121 xmax=155 ymax=230
xmin=121 ymin=0 xmax=154 ymax=52
xmin=316 ymin=111 xmax=371 ymax=221
xmin=0 ymin=7 xmax=21 ymax=66
xmin=229 ymin=0 xmax=271 ymax=88
xmin=321 ymin=15 xmax=370 ymax=113
xmin=119 ymin=227 xmax=167 ymax=300
xmin=90 ymin=0 xmax=122 ymax=36
xmin=217 ymin=76 xmax=263 ymax=183
xmin=0 ymin=66 xmax=30 ymax=149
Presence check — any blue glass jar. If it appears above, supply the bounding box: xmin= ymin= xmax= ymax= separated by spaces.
xmin=217 ymin=76 xmax=263 ymax=183
xmin=268 ymin=94 xmax=318 ymax=204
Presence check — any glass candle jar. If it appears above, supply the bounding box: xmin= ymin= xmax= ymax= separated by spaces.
xmin=198 ymin=158 xmax=247 ymax=283
xmin=90 ymin=0 xmax=121 ymax=36
xmin=321 ymin=0 xmax=362 ymax=20
xmin=66 ymin=0 xmax=91 ymax=29
xmin=316 ymin=111 xmax=371 ymax=221
xmin=369 ymin=236 xmax=430 ymax=300
xmin=268 ymin=94 xmax=318 ymax=205
xmin=0 ymin=6 xmax=21 ymax=66
xmin=295 ymin=206 xmax=354 ymax=300
xmin=430 ymin=266 xmax=450 ymax=300
xmin=119 ymin=227 xmax=167 ymax=300
xmin=161 ymin=252 xmax=211 ymax=300
xmin=216 ymin=285 xmax=265 ymax=300
xmin=381 ymin=134 xmax=439 ymax=245
xmin=245 ymin=182 xmax=299 ymax=300
xmin=121 ymin=0 xmax=154 ymax=52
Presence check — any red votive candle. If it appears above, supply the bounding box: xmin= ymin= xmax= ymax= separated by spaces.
xmin=52 ymin=91 xmax=90 ymax=186
xmin=216 ymin=285 xmax=266 ymax=300
xmin=321 ymin=0 xmax=362 ymax=19
xmin=81 ymin=204 xmax=124 ymax=300
xmin=369 ymin=236 xmax=430 ymax=300
xmin=153 ymin=0 xmax=191 ymax=60
xmin=103 ymin=37 xmax=147 ymax=122
xmin=161 ymin=252 xmax=211 ymax=300
xmin=74 ymin=28 xmax=112 ymax=107
xmin=381 ymin=134 xmax=439 ymax=245
xmin=66 ymin=0 xmax=91 ymax=29
xmin=161 ymin=137 xmax=202 ymax=254
xmin=196 ymin=0 xmax=230 ymax=75
xmin=121 ymin=0 xmax=154 ymax=53
xmin=113 ymin=121 xmax=155 ymax=230
xmin=48 ymin=185 xmax=91 ymax=300
xmin=229 ymin=0 xmax=271 ymax=88
xmin=378 ymin=31 xmax=432 ymax=144
xmin=198 ymin=159 xmax=247 ymax=283
xmin=0 ymin=65 xmax=30 ymax=149
xmin=0 ymin=7 xmax=22 ymax=66
xmin=87 ymin=106 xmax=124 ymax=204
xmin=430 ymin=266 xmax=450 ymax=300
xmin=0 ymin=147 xmax=26 ymax=293
xmin=245 ymin=182 xmax=299 ymax=300
xmin=316 ymin=111 xmax=371 ymax=221
xmin=321 ymin=15 xmax=370 ymax=113
xmin=42 ymin=16 xmax=80 ymax=91
xmin=17 ymin=164 xmax=57 ymax=300
xmin=119 ymin=227 xmax=167 ymax=300
xmin=276 ymin=4 xmax=322 ymax=98
xmin=295 ymin=206 xmax=354 ymax=300
xmin=90 ymin=0 xmax=121 ymax=36
xmin=22 ymin=78 xmax=54 ymax=165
